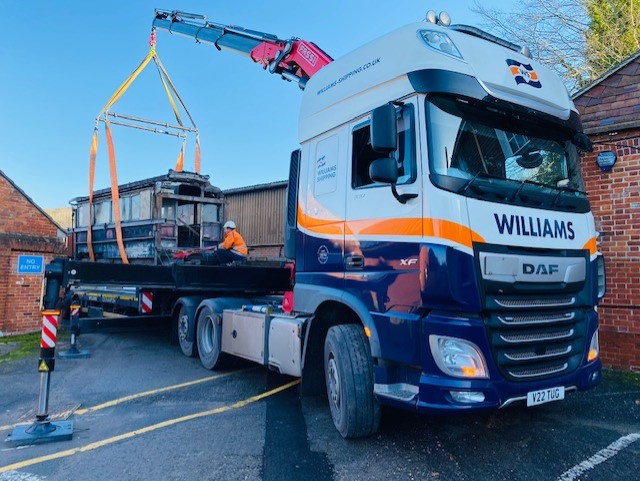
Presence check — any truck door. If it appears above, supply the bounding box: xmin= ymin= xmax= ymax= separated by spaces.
xmin=298 ymin=131 xmax=347 ymax=289
xmin=344 ymin=100 xmax=423 ymax=313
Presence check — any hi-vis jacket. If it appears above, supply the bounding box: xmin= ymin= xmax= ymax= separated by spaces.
xmin=220 ymin=230 xmax=248 ymax=256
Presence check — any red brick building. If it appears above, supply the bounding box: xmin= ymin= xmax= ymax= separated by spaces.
xmin=0 ymin=170 xmax=66 ymax=335
xmin=573 ymin=51 xmax=640 ymax=371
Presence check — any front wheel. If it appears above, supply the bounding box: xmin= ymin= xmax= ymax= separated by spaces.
xmin=324 ymin=324 xmax=380 ymax=438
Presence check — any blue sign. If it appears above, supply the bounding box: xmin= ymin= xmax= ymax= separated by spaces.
xmin=17 ymin=255 xmax=44 ymax=274
xmin=596 ymin=151 xmax=617 ymax=172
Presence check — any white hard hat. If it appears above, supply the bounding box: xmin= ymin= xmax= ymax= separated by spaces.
xmin=223 ymin=220 xmax=236 ymax=229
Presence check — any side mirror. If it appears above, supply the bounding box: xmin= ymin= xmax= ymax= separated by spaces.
xmin=371 ymin=103 xmax=397 ymax=153
xmin=369 ymin=158 xmax=417 ymax=205
xmin=573 ymin=132 xmax=593 ymax=152
xmin=369 ymin=158 xmax=399 ymax=184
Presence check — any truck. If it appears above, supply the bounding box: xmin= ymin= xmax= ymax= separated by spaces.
xmin=43 ymin=8 xmax=605 ymax=439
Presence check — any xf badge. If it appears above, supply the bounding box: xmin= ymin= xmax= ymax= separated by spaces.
xmin=400 ymin=258 xmax=418 ymax=266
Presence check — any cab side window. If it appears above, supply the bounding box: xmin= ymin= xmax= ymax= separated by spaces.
xmin=351 ymin=104 xmax=416 ymax=189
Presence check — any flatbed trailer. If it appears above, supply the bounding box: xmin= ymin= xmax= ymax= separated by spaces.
xmin=47 ymin=257 xmax=293 ymax=352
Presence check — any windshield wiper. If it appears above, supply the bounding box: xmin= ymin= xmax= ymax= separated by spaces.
xmin=551 ymin=184 xmax=587 ymax=207
xmin=460 ymin=171 xmax=506 ymax=194
xmin=461 ymin=171 xmax=485 ymax=194
xmin=556 ymin=184 xmax=586 ymax=195
xmin=510 ymin=179 xmax=537 ymax=201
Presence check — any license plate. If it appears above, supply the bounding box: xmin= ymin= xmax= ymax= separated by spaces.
xmin=527 ymin=386 xmax=565 ymax=407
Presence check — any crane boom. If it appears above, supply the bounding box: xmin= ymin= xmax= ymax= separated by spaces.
xmin=152 ymin=9 xmax=333 ymax=89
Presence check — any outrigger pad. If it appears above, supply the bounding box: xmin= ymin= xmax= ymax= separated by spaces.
xmin=6 ymin=420 xmax=73 ymax=447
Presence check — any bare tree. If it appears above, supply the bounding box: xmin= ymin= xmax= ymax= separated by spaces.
xmin=471 ymin=0 xmax=592 ymax=92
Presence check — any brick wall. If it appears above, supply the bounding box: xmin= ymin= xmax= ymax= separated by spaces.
xmin=0 ymin=178 xmax=60 ymax=238
xmin=0 ymin=174 xmax=66 ymax=335
xmin=574 ymin=53 xmax=640 ymax=371
xmin=580 ymin=130 xmax=640 ymax=370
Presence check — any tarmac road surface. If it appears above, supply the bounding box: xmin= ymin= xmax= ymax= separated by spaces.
xmin=1 ymin=323 xmax=639 ymax=481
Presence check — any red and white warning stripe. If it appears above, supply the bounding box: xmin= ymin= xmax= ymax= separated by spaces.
xmin=70 ymin=304 xmax=81 ymax=318
xmin=140 ymin=291 xmax=153 ymax=314
xmin=40 ymin=311 xmax=58 ymax=348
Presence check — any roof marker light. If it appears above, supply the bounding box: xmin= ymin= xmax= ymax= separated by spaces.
xmin=426 ymin=10 xmax=438 ymax=24
xmin=438 ymin=11 xmax=451 ymax=26
xmin=520 ymin=45 xmax=532 ymax=59
xmin=425 ymin=10 xmax=451 ymax=26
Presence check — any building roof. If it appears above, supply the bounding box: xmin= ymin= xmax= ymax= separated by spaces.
xmin=572 ymin=50 xmax=640 ymax=99
xmin=572 ymin=50 xmax=640 ymax=134
xmin=223 ymin=180 xmax=288 ymax=195
xmin=0 ymin=170 xmax=66 ymax=235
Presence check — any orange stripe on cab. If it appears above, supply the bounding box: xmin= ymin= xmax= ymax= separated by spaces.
xmin=424 ymin=219 xmax=485 ymax=250
xmin=582 ymin=237 xmax=597 ymax=256
xmin=346 ymin=218 xmax=422 ymax=236
xmin=298 ymin=208 xmax=484 ymax=249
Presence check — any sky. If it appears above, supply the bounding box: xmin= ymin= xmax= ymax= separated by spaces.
xmin=0 ymin=0 xmax=512 ymax=209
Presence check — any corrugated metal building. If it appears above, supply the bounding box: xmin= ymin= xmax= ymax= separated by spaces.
xmin=223 ymin=180 xmax=287 ymax=257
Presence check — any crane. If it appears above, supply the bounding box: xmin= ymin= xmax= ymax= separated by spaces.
xmin=152 ymin=9 xmax=333 ymax=89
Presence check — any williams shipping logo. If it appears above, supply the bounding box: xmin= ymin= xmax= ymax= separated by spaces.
xmin=506 ymin=59 xmax=542 ymax=88
xmin=494 ymin=213 xmax=575 ymax=240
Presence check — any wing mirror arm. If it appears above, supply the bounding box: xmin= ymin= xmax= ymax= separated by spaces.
xmin=391 ymin=185 xmax=418 ymax=204
xmin=369 ymin=157 xmax=418 ymax=204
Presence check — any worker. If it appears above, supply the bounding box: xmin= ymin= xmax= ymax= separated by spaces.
xmin=209 ymin=220 xmax=248 ymax=265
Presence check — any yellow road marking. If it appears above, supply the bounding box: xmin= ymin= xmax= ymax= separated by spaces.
xmin=0 ymin=379 xmax=299 ymax=473
xmin=0 ymin=369 xmax=249 ymax=432
xmin=74 ymin=371 xmax=243 ymax=415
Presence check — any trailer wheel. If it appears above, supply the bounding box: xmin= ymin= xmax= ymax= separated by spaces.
xmin=196 ymin=305 xmax=228 ymax=370
xmin=324 ymin=324 xmax=380 ymax=438
xmin=177 ymin=304 xmax=196 ymax=357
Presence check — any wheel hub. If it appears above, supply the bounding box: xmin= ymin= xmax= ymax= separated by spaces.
xmin=178 ymin=314 xmax=188 ymax=341
xmin=327 ymin=354 xmax=340 ymax=411
xmin=202 ymin=315 xmax=214 ymax=353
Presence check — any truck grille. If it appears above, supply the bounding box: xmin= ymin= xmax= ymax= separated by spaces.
xmin=498 ymin=312 xmax=574 ymax=326
xmin=500 ymin=328 xmax=574 ymax=344
xmin=494 ymin=297 xmax=575 ymax=309
xmin=508 ymin=363 xmax=569 ymax=379
xmin=504 ymin=345 xmax=572 ymax=361
xmin=486 ymin=308 xmax=587 ymax=382
xmin=476 ymin=246 xmax=591 ymax=383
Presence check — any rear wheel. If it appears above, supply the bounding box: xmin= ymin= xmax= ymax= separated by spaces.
xmin=177 ymin=304 xmax=196 ymax=357
xmin=196 ymin=305 xmax=227 ymax=370
xmin=195 ymin=298 xmax=247 ymax=370
xmin=324 ymin=324 xmax=380 ymax=438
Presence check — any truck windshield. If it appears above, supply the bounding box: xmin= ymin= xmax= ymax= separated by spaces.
xmin=426 ymin=95 xmax=588 ymax=210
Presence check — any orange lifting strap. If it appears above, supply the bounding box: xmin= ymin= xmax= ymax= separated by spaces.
xmin=87 ymin=29 xmax=200 ymax=263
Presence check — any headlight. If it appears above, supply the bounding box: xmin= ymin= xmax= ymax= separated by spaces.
xmin=418 ymin=30 xmax=463 ymax=60
xmin=588 ymin=330 xmax=599 ymax=362
xmin=597 ymin=255 xmax=606 ymax=300
xmin=429 ymin=335 xmax=488 ymax=378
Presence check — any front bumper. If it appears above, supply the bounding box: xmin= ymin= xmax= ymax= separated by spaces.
xmin=373 ymin=310 xmax=602 ymax=412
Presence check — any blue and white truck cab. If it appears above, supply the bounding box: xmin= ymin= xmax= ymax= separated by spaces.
xmin=289 ymin=14 xmax=604 ymax=429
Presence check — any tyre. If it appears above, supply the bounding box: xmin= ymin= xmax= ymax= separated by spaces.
xmin=324 ymin=324 xmax=381 ymax=438
xmin=195 ymin=298 xmax=247 ymax=370
xmin=196 ymin=304 xmax=227 ymax=370
xmin=177 ymin=303 xmax=196 ymax=357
